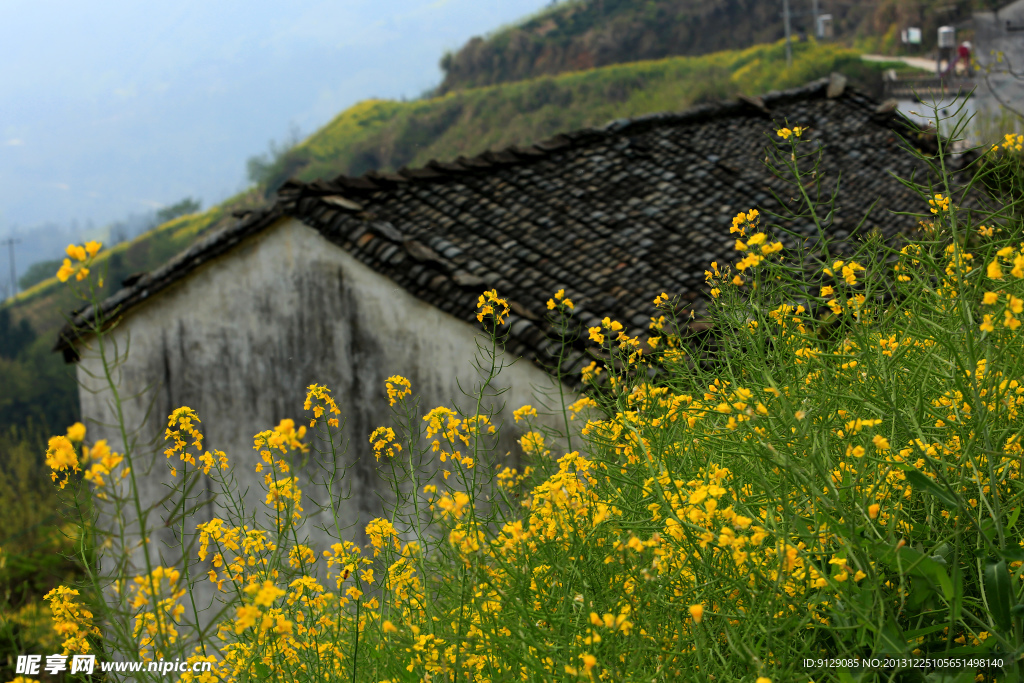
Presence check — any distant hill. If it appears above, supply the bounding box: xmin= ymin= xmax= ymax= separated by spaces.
xmin=431 ymin=0 xmax=989 ymax=96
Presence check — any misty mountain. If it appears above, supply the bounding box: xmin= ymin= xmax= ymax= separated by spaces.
xmin=0 ymin=0 xmax=554 ymax=277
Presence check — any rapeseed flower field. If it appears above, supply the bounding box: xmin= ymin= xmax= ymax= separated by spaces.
xmin=14 ymin=106 xmax=1024 ymax=682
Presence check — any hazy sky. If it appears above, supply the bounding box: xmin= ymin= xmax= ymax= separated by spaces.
xmin=0 ymin=0 xmax=551 ymax=243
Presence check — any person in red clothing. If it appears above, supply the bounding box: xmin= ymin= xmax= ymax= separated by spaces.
xmin=957 ymin=41 xmax=972 ymax=75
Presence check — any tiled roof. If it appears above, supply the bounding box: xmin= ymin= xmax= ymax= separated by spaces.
xmin=57 ymin=74 xmax=977 ymax=379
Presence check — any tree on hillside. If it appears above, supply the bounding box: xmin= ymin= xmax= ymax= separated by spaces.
xmin=156 ymin=197 xmax=202 ymax=224
xmin=17 ymin=260 xmax=62 ymax=292
xmin=0 ymin=308 xmax=35 ymax=360
xmin=246 ymin=124 xmax=311 ymax=198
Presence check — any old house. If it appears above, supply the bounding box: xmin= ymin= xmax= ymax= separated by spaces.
xmin=57 ymin=74 xmax=956 ymax=627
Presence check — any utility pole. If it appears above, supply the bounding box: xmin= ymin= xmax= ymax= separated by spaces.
xmin=1 ymin=237 xmax=19 ymax=297
xmin=783 ymin=0 xmax=793 ymax=68
xmin=812 ymin=0 xmax=819 ymax=39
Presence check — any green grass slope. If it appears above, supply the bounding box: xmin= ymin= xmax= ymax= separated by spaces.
xmin=8 ymin=189 xmax=266 ymax=333
xmin=289 ymin=39 xmax=899 ymax=188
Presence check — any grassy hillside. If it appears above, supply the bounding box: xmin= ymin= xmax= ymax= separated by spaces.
xmin=8 ymin=189 xmax=266 ymax=333
xmin=277 ymin=39 xmax=901 ymax=191
xmin=431 ymin=0 xmax=995 ymax=95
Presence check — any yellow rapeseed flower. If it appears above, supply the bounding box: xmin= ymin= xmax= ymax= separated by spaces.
xmin=46 ymin=436 xmax=79 ymax=488
xmin=928 ymin=194 xmax=950 ymax=214
xmin=988 ymin=259 xmax=1004 ymax=280
xmin=476 ymin=289 xmax=510 ymax=324
xmin=581 ymin=361 xmax=603 ymax=384
xmin=66 ymin=422 xmax=86 ymax=442
xmin=545 ymin=288 xmax=574 ymax=311
xmin=513 ymin=405 xmax=538 ymax=423
xmin=248 ymin=580 xmax=286 ymax=607
xmin=1012 ymin=254 xmax=1024 ymax=278
xmin=688 ymin=604 xmax=704 ymax=623
xmin=56 ymin=258 xmax=75 ymax=282
xmin=369 ymin=427 xmax=401 ymax=461
xmin=234 ymin=604 xmax=261 ymax=633
xmin=66 ymin=244 xmax=87 ymax=262
xmin=385 ymin=375 xmax=412 ymax=406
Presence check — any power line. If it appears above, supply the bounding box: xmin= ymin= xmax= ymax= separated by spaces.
xmin=0 ymin=237 xmax=19 ymax=298
xmin=783 ymin=0 xmax=793 ymax=68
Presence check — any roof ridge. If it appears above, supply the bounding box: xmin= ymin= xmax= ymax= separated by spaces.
xmin=277 ymin=76 xmax=850 ymax=204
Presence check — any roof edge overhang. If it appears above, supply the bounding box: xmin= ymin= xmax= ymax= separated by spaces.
xmin=54 ymin=204 xmax=289 ymax=362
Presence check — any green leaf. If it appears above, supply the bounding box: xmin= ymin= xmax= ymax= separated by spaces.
xmin=951 ymin=561 xmax=964 ymax=623
xmin=904 ymin=622 xmax=949 ymax=640
xmin=984 ymin=558 xmax=1013 ymax=632
xmin=254 ymin=662 xmax=270 ymax=678
xmin=903 ymin=470 xmax=958 ymax=507
xmin=980 ymin=517 xmax=997 ymax=543
xmin=934 ymin=669 xmax=982 ymax=683
xmin=880 ymin=543 xmax=955 ymax=601
xmin=878 ymin=616 xmax=907 ymax=656
xmin=906 ymin=575 xmax=934 ymax=610
xmin=837 ymin=669 xmax=860 ymax=683
xmin=1007 ymin=505 xmax=1021 ymax=532
xmin=997 ymin=546 xmax=1024 ymax=562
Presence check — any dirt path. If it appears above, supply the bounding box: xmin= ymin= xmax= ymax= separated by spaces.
xmin=861 ymin=53 xmax=938 ymax=72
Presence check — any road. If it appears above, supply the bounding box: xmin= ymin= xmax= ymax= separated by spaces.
xmin=861 ymin=53 xmax=938 ymax=72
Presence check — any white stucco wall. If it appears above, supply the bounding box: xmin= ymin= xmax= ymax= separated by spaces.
xmin=973 ymin=3 xmax=1024 ymax=128
xmin=75 ymin=217 xmax=575 ymax=631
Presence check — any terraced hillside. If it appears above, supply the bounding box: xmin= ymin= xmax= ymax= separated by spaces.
xmin=432 ymin=0 xmax=988 ymax=95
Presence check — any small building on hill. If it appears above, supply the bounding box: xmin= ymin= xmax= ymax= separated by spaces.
xmin=57 ymin=74 xmax=957 ymax=627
